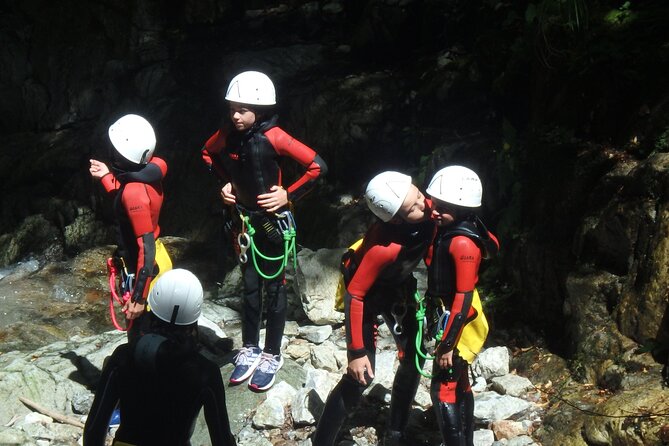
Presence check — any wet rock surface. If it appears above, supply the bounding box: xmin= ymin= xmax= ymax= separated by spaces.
xmin=1 ymin=240 xmax=667 ymax=445
xmin=2 ymin=1 xmax=669 ymax=444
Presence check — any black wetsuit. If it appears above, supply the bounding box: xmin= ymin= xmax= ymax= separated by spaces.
xmin=83 ymin=339 xmax=236 ymax=446
xmin=426 ymin=217 xmax=499 ymax=446
xmin=202 ymin=116 xmax=326 ymax=355
xmin=312 ymin=219 xmax=435 ymax=446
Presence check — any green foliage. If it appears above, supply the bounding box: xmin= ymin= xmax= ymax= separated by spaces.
xmin=415 ymin=153 xmax=433 ymax=189
xmin=654 ymin=127 xmax=669 ymax=153
xmin=604 ymin=1 xmax=637 ymax=28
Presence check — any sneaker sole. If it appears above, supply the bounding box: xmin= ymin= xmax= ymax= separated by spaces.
xmin=229 ymin=354 xmax=263 ymax=384
xmin=248 ymin=356 xmax=284 ymax=391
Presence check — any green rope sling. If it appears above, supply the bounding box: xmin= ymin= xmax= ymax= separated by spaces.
xmin=414 ymin=291 xmax=450 ymax=378
xmin=237 ymin=213 xmax=297 ymax=280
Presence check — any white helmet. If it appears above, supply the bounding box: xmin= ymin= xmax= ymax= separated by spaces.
xmin=426 ymin=165 xmax=482 ymax=208
xmin=148 ymin=269 xmax=203 ymax=325
xmin=365 ymin=171 xmax=412 ymax=222
xmin=225 ymin=71 xmax=276 ymax=106
xmin=108 ymin=114 xmax=156 ymax=165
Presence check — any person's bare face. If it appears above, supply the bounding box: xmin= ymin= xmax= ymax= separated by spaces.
xmin=229 ymin=103 xmax=257 ymax=131
xmin=431 ymin=199 xmax=457 ymax=227
xmin=396 ymin=185 xmax=429 ymax=223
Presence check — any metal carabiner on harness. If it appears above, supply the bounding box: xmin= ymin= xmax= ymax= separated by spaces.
xmin=391 ymin=302 xmax=407 ymax=335
xmin=275 ymin=210 xmax=296 ymax=234
xmin=436 ymin=309 xmax=451 ymax=341
xmin=237 ymin=232 xmax=251 ymax=264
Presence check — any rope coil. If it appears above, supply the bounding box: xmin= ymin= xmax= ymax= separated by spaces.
xmin=106 ymin=257 xmax=133 ymax=332
xmin=236 ymin=209 xmax=297 ymax=280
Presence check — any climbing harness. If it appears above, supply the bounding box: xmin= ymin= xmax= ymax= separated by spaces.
xmin=236 ymin=207 xmax=297 ymax=280
xmin=106 ymin=257 xmax=133 ymax=332
xmin=413 ymin=288 xmax=490 ymax=377
xmin=413 ymin=291 xmax=450 ymax=378
xmin=104 ymin=240 xmax=172 ymax=332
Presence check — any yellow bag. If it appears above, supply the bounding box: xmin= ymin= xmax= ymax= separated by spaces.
xmin=457 ymin=288 xmax=489 ymax=363
xmin=334 ymin=239 xmax=363 ymax=312
xmin=148 ymin=239 xmax=173 ymax=292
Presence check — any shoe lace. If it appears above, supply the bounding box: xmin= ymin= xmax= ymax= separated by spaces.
xmin=256 ymin=354 xmax=280 ymax=373
xmin=234 ymin=347 xmax=257 ymax=366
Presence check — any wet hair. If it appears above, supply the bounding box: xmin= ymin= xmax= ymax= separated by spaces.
xmin=251 ymin=104 xmax=275 ymax=122
xmin=132 ymin=313 xmax=199 ymax=375
xmin=146 ymin=312 xmax=199 ymax=348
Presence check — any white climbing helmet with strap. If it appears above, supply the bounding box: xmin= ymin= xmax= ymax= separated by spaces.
xmin=148 ymin=269 xmax=203 ymax=325
xmin=426 ymin=165 xmax=482 ymax=208
xmin=108 ymin=114 xmax=156 ymax=165
xmin=225 ymin=71 xmax=276 ymax=106
xmin=365 ymin=171 xmax=412 ymax=222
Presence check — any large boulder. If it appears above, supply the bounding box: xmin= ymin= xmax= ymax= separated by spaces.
xmin=294 ymin=247 xmax=345 ymax=325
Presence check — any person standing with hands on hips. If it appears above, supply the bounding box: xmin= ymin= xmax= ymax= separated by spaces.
xmin=425 ymin=166 xmax=499 ymax=445
xmin=201 ymin=71 xmax=327 ymax=391
xmin=313 ymin=171 xmax=434 ymax=446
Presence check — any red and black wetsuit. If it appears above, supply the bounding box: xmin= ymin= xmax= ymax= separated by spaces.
xmin=202 ymin=116 xmax=326 ymax=355
xmin=425 ymin=216 xmax=499 ymax=445
xmin=83 ymin=335 xmax=236 ymax=446
xmin=313 ymin=218 xmax=435 ymax=446
xmin=100 ymin=158 xmax=167 ymax=309
xmin=202 ymin=115 xmax=325 ymax=211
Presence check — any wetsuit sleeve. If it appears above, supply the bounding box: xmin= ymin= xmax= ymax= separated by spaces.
xmin=440 ymin=236 xmax=481 ymax=351
xmin=202 ymin=361 xmax=237 ymax=446
xmin=121 ymin=183 xmax=157 ymax=303
xmin=83 ymin=348 xmax=124 ymax=446
xmin=265 ymin=127 xmax=327 ymax=202
xmin=100 ymin=173 xmax=121 ymax=193
xmin=202 ymin=129 xmax=230 ymax=181
xmin=345 ymin=243 xmax=401 ymax=358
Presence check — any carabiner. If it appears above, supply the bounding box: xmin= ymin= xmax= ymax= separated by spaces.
xmin=391 ymin=302 xmax=407 ymax=336
xmin=237 ymin=232 xmax=251 ymax=264
xmin=435 ymin=309 xmax=451 ymax=340
xmin=276 ymin=210 xmax=296 ymax=233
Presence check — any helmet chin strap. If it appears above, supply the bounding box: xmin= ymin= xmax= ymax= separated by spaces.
xmin=169 ymin=305 xmax=180 ymax=325
xmin=139 ymin=149 xmax=150 ymax=165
